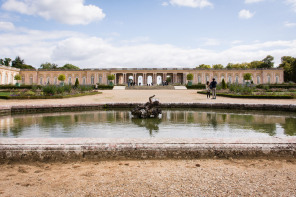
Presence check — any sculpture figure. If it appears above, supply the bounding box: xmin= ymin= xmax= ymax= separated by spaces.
xmin=131 ymin=95 xmax=162 ymax=118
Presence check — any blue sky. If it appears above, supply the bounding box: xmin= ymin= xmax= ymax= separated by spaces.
xmin=0 ymin=0 xmax=295 ymax=68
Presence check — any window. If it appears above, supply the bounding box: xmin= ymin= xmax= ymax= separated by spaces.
xmin=68 ymin=76 xmax=72 ymax=85
xmin=83 ymin=77 xmax=86 ymax=85
xmin=267 ymin=75 xmax=271 ymax=84
xmin=91 ymin=76 xmax=94 ymax=85
xmin=257 ymin=76 xmax=260 ymax=84
xmin=221 ymin=75 xmax=224 ymax=82
xmin=228 ymin=76 xmax=232 ymax=83
xmin=40 ymin=77 xmax=43 ymax=85
xmin=99 ymin=75 xmax=102 ymax=84
xmin=11 ymin=74 xmax=13 ymax=83
xmin=22 ymin=76 xmax=25 ymax=84
xmin=0 ymin=74 xmax=2 ymax=84
xmin=235 ymin=76 xmax=239 ymax=84
xmin=30 ymin=76 xmax=33 ymax=85
xmin=54 ymin=77 xmax=57 ymax=85
xmin=198 ymin=75 xmax=201 ymax=84
xmin=5 ymin=75 xmax=7 ymax=84
xmin=47 ymin=77 xmax=50 ymax=84
xmin=276 ymin=75 xmax=279 ymax=84
xmin=206 ymin=75 xmax=209 ymax=83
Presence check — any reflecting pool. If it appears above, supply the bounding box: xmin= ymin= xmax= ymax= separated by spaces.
xmin=0 ymin=109 xmax=296 ymax=138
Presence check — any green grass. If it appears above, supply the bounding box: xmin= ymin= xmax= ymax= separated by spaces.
xmin=0 ymin=92 xmax=11 ymax=96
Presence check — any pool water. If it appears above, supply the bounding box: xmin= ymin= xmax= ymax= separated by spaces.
xmin=0 ymin=109 xmax=296 ymax=138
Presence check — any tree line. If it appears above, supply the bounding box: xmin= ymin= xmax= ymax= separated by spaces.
xmin=0 ymin=56 xmax=80 ymax=70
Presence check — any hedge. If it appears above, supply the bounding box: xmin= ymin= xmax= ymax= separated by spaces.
xmin=256 ymin=84 xmax=296 ymax=89
xmin=0 ymin=85 xmax=42 ymax=89
xmin=0 ymin=91 xmax=101 ymax=99
xmin=197 ymin=91 xmax=294 ymax=99
xmin=186 ymin=84 xmax=206 ymax=89
xmin=96 ymin=85 xmax=114 ymax=90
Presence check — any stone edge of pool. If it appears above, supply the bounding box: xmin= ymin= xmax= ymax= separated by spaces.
xmin=1 ymin=138 xmax=296 ymax=162
xmin=0 ymin=103 xmax=296 ymax=115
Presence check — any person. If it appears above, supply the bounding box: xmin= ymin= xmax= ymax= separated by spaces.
xmin=206 ymin=81 xmax=211 ymax=99
xmin=210 ymin=78 xmax=217 ymax=99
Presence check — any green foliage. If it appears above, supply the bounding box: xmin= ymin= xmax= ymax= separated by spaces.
xmin=212 ymin=64 xmax=224 ymax=69
xmin=228 ymin=84 xmax=255 ymax=95
xmin=4 ymin=58 xmax=11 ymax=66
xmin=0 ymin=59 xmax=4 ymax=65
xmin=61 ymin=64 xmax=80 ymax=70
xmin=79 ymin=85 xmax=95 ymax=92
xmin=262 ymin=55 xmax=274 ymax=68
xmin=249 ymin=61 xmax=264 ymax=68
xmin=243 ymin=73 xmax=252 ymax=81
xmin=23 ymin=90 xmax=35 ymax=96
xmin=58 ymin=74 xmax=66 ymax=81
xmin=96 ymin=84 xmax=114 ymax=89
xmin=42 ymin=85 xmax=57 ymax=95
xmin=40 ymin=62 xmax=59 ymax=69
xmin=74 ymin=78 xmax=79 ymax=88
xmin=186 ymin=84 xmax=206 ymax=89
xmin=197 ymin=64 xmax=211 ymax=69
xmin=166 ymin=76 xmax=171 ymax=83
xmin=198 ymin=91 xmax=293 ymax=99
xmin=14 ymin=74 xmax=22 ymax=81
xmin=221 ymin=78 xmax=227 ymax=89
xmin=279 ymin=56 xmax=296 ymax=82
xmin=107 ymin=74 xmax=115 ymax=81
xmin=11 ymin=56 xmax=35 ymax=69
xmin=0 ymin=85 xmax=42 ymax=89
xmin=187 ymin=73 xmax=193 ymax=81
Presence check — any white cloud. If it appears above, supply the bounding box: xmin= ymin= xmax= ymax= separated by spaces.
xmin=202 ymin=38 xmax=220 ymax=46
xmin=1 ymin=0 xmax=105 ymax=25
xmin=169 ymin=0 xmax=213 ymax=8
xmin=0 ymin=21 xmax=15 ymax=31
xmin=1 ymin=24 xmax=295 ymax=68
xmin=239 ymin=9 xmax=255 ymax=19
xmin=162 ymin=2 xmax=169 ymax=6
xmin=284 ymin=21 xmax=296 ymax=27
xmin=286 ymin=0 xmax=296 ymax=12
xmin=245 ymin=0 xmax=264 ymax=3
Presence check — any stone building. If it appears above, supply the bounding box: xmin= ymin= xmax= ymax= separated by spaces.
xmin=0 ymin=65 xmax=284 ymax=85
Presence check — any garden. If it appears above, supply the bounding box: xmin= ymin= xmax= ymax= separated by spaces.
xmin=0 ymin=74 xmax=103 ymax=99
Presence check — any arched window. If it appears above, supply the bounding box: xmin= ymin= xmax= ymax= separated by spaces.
xmin=228 ymin=76 xmax=232 ymax=83
xmin=198 ymin=75 xmax=201 ymax=84
xmin=68 ymin=76 xmax=72 ymax=85
xmin=54 ymin=77 xmax=57 ymax=85
xmin=47 ymin=77 xmax=50 ymax=84
xmin=235 ymin=76 xmax=239 ymax=84
xmin=206 ymin=75 xmax=209 ymax=83
xmin=221 ymin=75 xmax=224 ymax=83
xmin=267 ymin=75 xmax=271 ymax=84
xmin=5 ymin=74 xmax=8 ymax=84
xmin=99 ymin=75 xmax=102 ymax=84
xmin=0 ymin=73 xmax=2 ymax=84
xmin=257 ymin=76 xmax=260 ymax=84
xmin=83 ymin=77 xmax=86 ymax=85
xmin=40 ymin=77 xmax=43 ymax=85
xmin=91 ymin=76 xmax=94 ymax=85
xmin=11 ymin=74 xmax=14 ymax=84
xmin=276 ymin=75 xmax=279 ymax=84
xmin=22 ymin=76 xmax=25 ymax=84
xmin=30 ymin=76 xmax=33 ymax=85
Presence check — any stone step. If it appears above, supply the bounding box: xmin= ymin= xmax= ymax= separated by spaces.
xmin=174 ymin=86 xmax=187 ymax=90
xmin=113 ymin=86 xmax=126 ymax=90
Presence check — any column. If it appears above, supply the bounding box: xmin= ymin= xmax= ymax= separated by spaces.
xmin=114 ymin=73 xmax=117 ymax=85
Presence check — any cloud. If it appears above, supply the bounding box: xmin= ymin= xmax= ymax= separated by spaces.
xmin=286 ymin=0 xmax=296 ymax=12
xmin=284 ymin=21 xmax=296 ymax=27
xmin=202 ymin=38 xmax=220 ymax=46
xmin=168 ymin=0 xmax=213 ymax=8
xmin=162 ymin=2 xmax=169 ymax=6
xmin=245 ymin=0 xmax=264 ymax=3
xmin=239 ymin=9 xmax=255 ymax=19
xmin=0 ymin=21 xmax=15 ymax=31
xmin=1 ymin=23 xmax=295 ymax=68
xmin=1 ymin=0 xmax=105 ymax=25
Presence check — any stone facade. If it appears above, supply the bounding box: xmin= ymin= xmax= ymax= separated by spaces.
xmin=0 ymin=65 xmax=284 ymax=85
xmin=0 ymin=65 xmax=21 ymax=85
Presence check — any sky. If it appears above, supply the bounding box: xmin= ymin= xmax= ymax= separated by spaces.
xmin=0 ymin=0 xmax=296 ymax=69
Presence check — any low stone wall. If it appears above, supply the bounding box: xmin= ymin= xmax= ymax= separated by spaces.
xmin=0 ymin=103 xmax=295 ymax=116
xmin=1 ymin=138 xmax=295 ymax=162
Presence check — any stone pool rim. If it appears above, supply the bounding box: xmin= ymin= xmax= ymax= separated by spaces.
xmin=0 ymin=103 xmax=296 ymax=116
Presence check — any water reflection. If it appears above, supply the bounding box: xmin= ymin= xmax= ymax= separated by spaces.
xmin=0 ymin=110 xmax=296 ymax=138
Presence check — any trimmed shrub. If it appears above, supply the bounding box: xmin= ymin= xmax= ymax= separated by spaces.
xmin=186 ymin=84 xmax=206 ymax=89
xmin=197 ymin=91 xmax=294 ymax=99
xmin=42 ymin=85 xmax=57 ymax=95
xmin=221 ymin=79 xmax=227 ymax=89
xmin=96 ymin=84 xmax=114 ymax=89
xmin=0 ymin=85 xmax=42 ymax=89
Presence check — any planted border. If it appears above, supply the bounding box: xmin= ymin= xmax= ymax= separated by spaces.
xmin=0 ymin=85 xmax=42 ymax=89
xmin=197 ymin=91 xmax=294 ymax=99
xmin=0 ymin=91 xmax=101 ymax=99
xmin=186 ymin=84 xmax=206 ymax=89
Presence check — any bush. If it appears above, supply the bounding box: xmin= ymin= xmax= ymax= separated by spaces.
xmin=197 ymin=91 xmax=294 ymax=99
xmin=256 ymin=84 xmax=296 ymax=89
xmin=23 ymin=90 xmax=35 ymax=96
xmin=228 ymin=84 xmax=254 ymax=95
xmin=96 ymin=84 xmax=114 ymax=89
xmin=0 ymin=85 xmax=42 ymax=89
xmin=42 ymin=85 xmax=57 ymax=95
xmin=221 ymin=79 xmax=227 ymax=89
xmin=74 ymin=78 xmax=79 ymax=88
xmin=79 ymin=85 xmax=95 ymax=92
xmin=186 ymin=84 xmax=206 ymax=89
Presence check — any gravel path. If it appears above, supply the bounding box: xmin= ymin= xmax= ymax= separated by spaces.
xmin=1 ymin=90 xmax=296 ymax=106
xmin=1 ymin=159 xmax=296 ymax=196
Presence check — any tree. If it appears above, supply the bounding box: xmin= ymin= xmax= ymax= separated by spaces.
xmin=187 ymin=73 xmax=193 ymax=81
xmin=58 ymin=74 xmax=66 ymax=82
xmin=221 ymin=78 xmax=227 ymax=89
xmin=278 ymin=56 xmax=296 ymax=82
xmin=212 ymin=64 xmax=224 ymax=69
xmin=14 ymin=74 xmax=21 ymax=81
xmin=243 ymin=73 xmax=252 ymax=81
xmin=249 ymin=61 xmax=264 ymax=69
xmin=40 ymin=62 xmax=59 ymax=69
xmin=0 ymin=59 xmax=4 ymax=65
xmin=61 ymin=63 xmax=80 ymax=70
xmin=197 ymin=64 xmax=211 ymax=69
xmin=166 ymin=76 xmax=171 ymax=83
xmin=4 ymin=58 xmax=11 ymax=66
xmin=74 ymin=78 xmax=79 ymax=88
xmin=107 ymin=74 xmax=115 ymax=81
xmin=11 ymin=56 xmax=35 ymax=69
xmin=261 ymin=55 xmax=274 ymax=68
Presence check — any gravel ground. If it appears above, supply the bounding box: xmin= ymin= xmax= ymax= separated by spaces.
xmin=1 ymin=159 xmax=296 ymax=196
xmin=1 ymin=90 xmax=296 ymax=106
